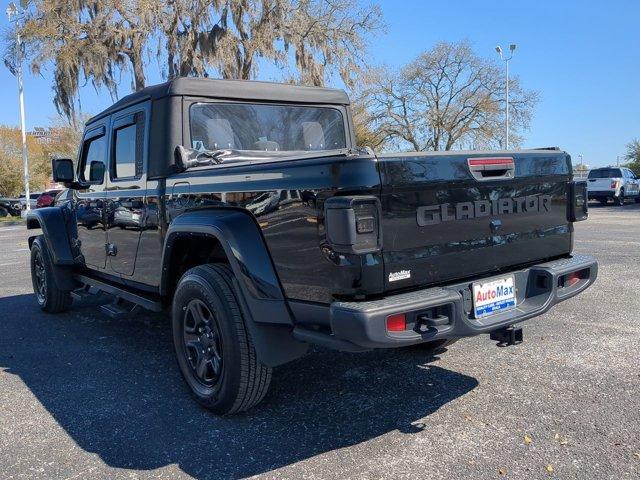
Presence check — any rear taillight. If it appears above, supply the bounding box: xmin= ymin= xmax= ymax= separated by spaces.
xmin=568 ymin=181 xmax=588 ymax=222
xmin=559 ymin=268 xmax=589 ymax=288
xmin=386 ymin=313 xmax=406 ymax=332
xmin=611 ymin=180 xmax=619 ymax=189
xmin=324 ymin=196 xmax=382 ymax=254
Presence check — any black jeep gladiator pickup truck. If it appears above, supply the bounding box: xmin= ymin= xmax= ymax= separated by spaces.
xmin=28 ymin=78 xmax=597 ymax=414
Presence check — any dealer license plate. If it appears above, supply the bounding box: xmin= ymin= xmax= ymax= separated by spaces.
xmin=472 ymin=275 xmax=516 ymax=318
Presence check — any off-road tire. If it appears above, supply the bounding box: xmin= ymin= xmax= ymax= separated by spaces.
xmin=615 ymin=189 xmax=625 ymax=206
xmin=172 ymin=263 xmax=272 ymax=415
xmin=30 ymin=235 xmax=72 ymax=313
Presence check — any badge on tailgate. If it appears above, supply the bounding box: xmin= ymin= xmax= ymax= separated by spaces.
xmin=472 ymin=275 xmax=516 ymax=318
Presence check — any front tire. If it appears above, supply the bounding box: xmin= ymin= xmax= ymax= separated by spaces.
xmin=30 ymin=236 xmax=72 ymax=313
xmin=172 ymin=264 xmax=272 ymax=415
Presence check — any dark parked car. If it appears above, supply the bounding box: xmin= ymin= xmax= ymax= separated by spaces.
xmin=0 ymin=196 xmax=22 ymax=217
xmin=26 ymin=78 xmax=597 ymax=415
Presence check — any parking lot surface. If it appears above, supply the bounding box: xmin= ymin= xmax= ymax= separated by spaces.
xmin=0 ymin=204 xmax=639 ymax=479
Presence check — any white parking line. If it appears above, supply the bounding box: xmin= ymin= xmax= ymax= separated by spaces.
xmin=0 ymin=262 xmax=21 ymax=267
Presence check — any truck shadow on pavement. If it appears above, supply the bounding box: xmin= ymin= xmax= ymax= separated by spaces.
xmin=0 ymin=294 xmax=478 ymax=479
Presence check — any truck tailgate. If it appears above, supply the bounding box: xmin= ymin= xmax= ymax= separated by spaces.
xmin=376 ymin=151 xmax=573 ymax=292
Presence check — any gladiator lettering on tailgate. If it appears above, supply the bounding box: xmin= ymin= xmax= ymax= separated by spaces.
xmin=416 ymin=194 xmax=552 ymax=227
xmin=389 ymin=270 xmax=411 ymax=282
xmin=472 ymin=276 xmax=516 ymax=318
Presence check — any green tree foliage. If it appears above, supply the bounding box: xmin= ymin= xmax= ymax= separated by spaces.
xmin=624 ymin=138 xmax=640 ymax=174
xmin=16 ymin=0 xmax=383 ymax=119
xmin=358 ymin=41 xmax=538 ymax=151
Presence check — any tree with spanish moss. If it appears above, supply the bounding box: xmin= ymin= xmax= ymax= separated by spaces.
xmin=11 ymin=0 xmax=383 ymax=120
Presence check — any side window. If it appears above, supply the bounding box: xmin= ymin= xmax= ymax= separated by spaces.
xmin=80 ymin=132 xmax=107 ymax=184
xmin=112 ymin=112 xmax=144 ymax=180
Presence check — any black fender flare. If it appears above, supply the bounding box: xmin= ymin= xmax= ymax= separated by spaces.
xmin=160 ymin=208 xmax=308 ymax=367
xmin=26 ymin=207 xmax=78 ymax=290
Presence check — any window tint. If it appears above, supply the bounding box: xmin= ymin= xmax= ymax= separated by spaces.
xmin=113 ymin=123 xmax=138 ymax=178
xmin=80 ymin=135 xmax=106 ymax=183
xmin=587 ymin=168 xmax=623 ymax=179
xmin=190 ymin=103 xmax=347 ymax=154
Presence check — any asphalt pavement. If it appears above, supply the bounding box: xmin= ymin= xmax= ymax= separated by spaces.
xmin=0 ymin=204 xmax=638 ymax=479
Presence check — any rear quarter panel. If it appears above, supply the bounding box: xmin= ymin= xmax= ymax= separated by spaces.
xmin=164 ymin=155 xmax=382 ymax=303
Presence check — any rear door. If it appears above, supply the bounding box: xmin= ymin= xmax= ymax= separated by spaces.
xmin=104 ymin=103 xmax=149 ymax=276
xmin=76 ymin=124 xmax=109 ymax=270
xmin=377 ymin=151 xmax=573 ymax=293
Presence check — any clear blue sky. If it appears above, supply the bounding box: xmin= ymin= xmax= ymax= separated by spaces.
xmin=0 ymin=0 xmax=638 ymax=167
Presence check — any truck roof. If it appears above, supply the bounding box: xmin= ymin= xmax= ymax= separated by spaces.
xmin=88 ymin=78 xmax=350 ymax=124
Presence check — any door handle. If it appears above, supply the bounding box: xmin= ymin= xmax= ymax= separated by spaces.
xmin=106 ymin=243 xmax=118 ymax=256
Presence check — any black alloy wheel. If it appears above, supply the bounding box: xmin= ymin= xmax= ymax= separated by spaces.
xmin=182 ymin=299 xmax=224 ymax=388
xmin=32 ymin=247 xmax=47 ymax=304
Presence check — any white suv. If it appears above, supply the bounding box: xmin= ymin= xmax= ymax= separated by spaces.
xmin=587 ymin=167 xmax=640 ymax=206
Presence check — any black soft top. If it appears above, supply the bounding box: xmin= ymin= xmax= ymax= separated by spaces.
xmin=88 ymin=78 xmax=350 ymax=124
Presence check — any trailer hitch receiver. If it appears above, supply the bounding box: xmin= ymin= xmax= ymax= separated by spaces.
xmin=490 ymin=325 xmax=523 ymax=347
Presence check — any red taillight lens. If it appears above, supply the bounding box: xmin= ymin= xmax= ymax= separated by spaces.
xmin=386 ymin=313 xmax=406 ymax=332
xmin=566 ymin=272 xmax=581 ymax=287
xmin=611 ymin=180 xmax=619 ymax=189
xmin=561 ymin=268 xmax=589 ymax=288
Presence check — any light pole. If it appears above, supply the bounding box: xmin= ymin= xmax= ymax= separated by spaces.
xmin=5 ymin=2 xmax=30 ymax=212
xmin=495 ymin=43 xmax=517 ymax=149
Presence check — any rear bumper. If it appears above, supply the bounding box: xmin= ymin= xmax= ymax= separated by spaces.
xmin=329 ymin=254 xmax=598 ymax=349
xmin=588 ymin=190 xmax=616 ymax=198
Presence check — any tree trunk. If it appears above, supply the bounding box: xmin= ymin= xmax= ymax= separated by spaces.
xmin=240 ymin=56 xmax=252 ymax=80
xmin=127 ymin=47 xmax=146 ymax=91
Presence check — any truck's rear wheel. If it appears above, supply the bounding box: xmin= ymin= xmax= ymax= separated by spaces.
xmin=172 ymin=264 xmax=272 ymax=415
xmin=30 ymin=236 xmax=72 ymax=313
xmin=615 ymin=189 xmax=625 ymax=206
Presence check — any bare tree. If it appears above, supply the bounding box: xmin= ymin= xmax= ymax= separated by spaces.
xmin=13 ymin=0 xmax=382 ymax=120
xmin=624 ymin=138 xmax=640 ymax=174
xmin=361 ymin=41 xmax=538 ymax=151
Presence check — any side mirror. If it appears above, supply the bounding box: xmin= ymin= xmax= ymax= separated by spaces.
xmin=89 ymin=161 xmax=105 ymax=183
xmin=51 ymin=158 xmax=75 ymax=184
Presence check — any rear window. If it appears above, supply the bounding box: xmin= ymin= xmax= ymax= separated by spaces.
xmin=588 ymin=168 xmax=622 ymax=179
xmin=190 ymin=103 xmax=347 ymax=154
